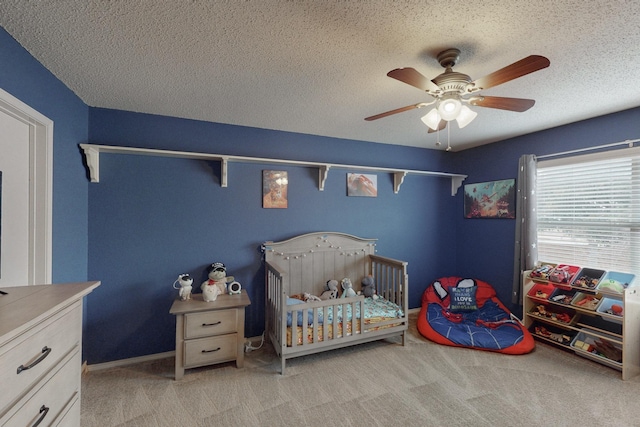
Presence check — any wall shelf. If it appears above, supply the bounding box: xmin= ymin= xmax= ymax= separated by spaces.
xmin=80 ymin=144 xmax=467 ymax=195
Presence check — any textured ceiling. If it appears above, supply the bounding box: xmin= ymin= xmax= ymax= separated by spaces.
xmin=1 ymin=1 xmax=639 ymax=151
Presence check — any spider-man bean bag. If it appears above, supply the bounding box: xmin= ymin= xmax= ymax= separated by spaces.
xmin=417 ymin=277 xmax=534 ymax=354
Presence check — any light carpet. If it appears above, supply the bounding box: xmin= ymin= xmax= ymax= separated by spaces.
xmin=81 ymin=314 xmax=640 ymax=426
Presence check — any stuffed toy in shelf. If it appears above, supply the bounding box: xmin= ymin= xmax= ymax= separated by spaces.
xmin=201 ymin=262 xmax=234 ymax=302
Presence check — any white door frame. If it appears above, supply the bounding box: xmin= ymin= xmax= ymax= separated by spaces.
xmin=0 ymin=88 xmax=53 ymax=285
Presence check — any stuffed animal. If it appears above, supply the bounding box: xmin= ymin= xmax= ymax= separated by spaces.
xmin=202 ymin=283 xmax=221 ymax=302
xmin=341 ymin=278 xmax=356 ymax=298
xmin=303 ymin=292 xmax=322 ymax=302
xmin=173 ymin=274 xmax=193 ymax=301
xmin=201 ymin=262 xmax=234 ymax=301
xmin=320 ymin=279 xmax=339 ymax=300
xmin=361 ymin=275 xmax=377 ymax=299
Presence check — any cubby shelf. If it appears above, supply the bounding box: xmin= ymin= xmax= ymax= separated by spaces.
xmin=79 ymin=144 xmax=467 ymax=195
xmin=523 ymin=270 xmax=640 ymax=380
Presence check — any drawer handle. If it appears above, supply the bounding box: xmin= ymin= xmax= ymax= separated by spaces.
xmin=202 ymin=347 xmax=221 ymax=353
xmin=202 ymin=321 xmax=222 ymax=327
xmin=17 ymin=346 xmax=52 ymax=374
xmin=32 ymin=405 xmax=49 ymax=427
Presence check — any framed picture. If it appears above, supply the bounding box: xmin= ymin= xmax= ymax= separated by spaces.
xmin=347 ymin=173 xmax=377 ymax=197
xmin=263 ymin=170 xmax=288 ymax=208
xmin=464 ymin=179 xmax=515 ymax=219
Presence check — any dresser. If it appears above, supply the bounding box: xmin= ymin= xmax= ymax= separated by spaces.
xmin=170 ymin=291 xmax=251 ymax=380
xmin=0 ymin=281 xmax=100 ymax=426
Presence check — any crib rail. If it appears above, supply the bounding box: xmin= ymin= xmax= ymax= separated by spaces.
xmin=370 ymin=254 xmax=408 ymax=311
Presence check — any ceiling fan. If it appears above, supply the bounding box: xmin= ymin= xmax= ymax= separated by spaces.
xmin=365 ymin=48 xmax=550 ymax=134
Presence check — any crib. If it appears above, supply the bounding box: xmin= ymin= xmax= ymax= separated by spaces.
xmin=264 ymin=232 xmax=408 ymax=374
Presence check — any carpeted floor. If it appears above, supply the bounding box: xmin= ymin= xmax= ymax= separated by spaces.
xmin=81 ymin=313 xmax=640 ymax=426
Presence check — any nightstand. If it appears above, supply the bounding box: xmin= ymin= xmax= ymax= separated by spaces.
xmin=169 ymin=291 xmax=251 ymax=380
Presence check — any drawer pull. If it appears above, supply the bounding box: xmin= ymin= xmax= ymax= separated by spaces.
xmin=202 ymin=347 xmax=221 ymax=353
xmin=202 ymin=321 xmax=222 ymax=327
xmin=17 ymin=346 xmax=52 ymax=374
xmin=32 ymin=405 xmax=49 ymax=427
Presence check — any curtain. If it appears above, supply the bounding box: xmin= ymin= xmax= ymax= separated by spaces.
xmin=511 ymin=154 xmax=538 ymax=304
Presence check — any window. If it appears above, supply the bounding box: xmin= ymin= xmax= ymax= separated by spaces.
xmin=537 ymin=147 xmax=640 ymax=276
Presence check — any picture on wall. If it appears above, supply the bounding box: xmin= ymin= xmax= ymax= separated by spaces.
xmin=263 ymin=170 xmax=288 ymax=208
xmin=347 ymin=173 xmax=377 ymax=197
xmin=464 ymin=179 xmax=516 ymax=219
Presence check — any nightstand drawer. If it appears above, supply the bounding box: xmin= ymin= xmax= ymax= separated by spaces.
xmin=184 ymin=309 xmax=237 ymax=339
xmin=184 ymin=334 xmax=237 ymax=367
xmin=0 ymin=301 xmax=81 ymax=414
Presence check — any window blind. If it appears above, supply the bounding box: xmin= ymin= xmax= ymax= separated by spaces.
xmin=537 ymin=147 xmax=640 ymax=276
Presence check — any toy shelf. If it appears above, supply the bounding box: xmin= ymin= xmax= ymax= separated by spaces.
xmin=523 ymin=270 xmax=640 ymax=380
xmin=79 ymin=144 xmax=467 ymax=195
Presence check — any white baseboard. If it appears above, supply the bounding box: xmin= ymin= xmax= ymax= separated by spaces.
xmin=85 ymin=351 xmax=175 ymax=372
xmin=408 ymin=307 xmax=420 ymax=314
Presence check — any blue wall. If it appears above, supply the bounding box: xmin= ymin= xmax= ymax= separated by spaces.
xmin=85 ymin=109 xmax=460 ymax=363
xmin=4 ymin=23 xmax=640 ymax=365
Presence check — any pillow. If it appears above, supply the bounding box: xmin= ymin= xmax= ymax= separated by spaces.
xmin=286 ymin=297 xmax=324 ymax=326
xmin=449 ymin=285 xmax=478 ymax=312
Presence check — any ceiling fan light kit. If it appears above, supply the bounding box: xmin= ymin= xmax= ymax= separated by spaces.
xmin=365 ymin=47 xmax=550 ymax=149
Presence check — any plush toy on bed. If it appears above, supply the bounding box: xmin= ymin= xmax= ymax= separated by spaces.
xmin=303 ymin=292 xmax=322 ymax=302
xmin=360 ymin=275 xmax=378 ymax=299
xmin=320 ymin=279 xmax=339 ymax=300
xmin=201 ymin=262 xmax=234 ymax=301
xmin=341 ymin=278 xmax=357 ymax=298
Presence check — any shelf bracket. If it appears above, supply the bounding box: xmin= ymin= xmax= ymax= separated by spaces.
xmin=82 ymin=144 xmax=100 ymax=183
xmin=221 ymin=157 xmax=229 ymax=188
xmin=393 ymin=171 xmax=407 ymax=194
xmin=319 ymin=165 xmax=330 ymax=191
xmin=451 ymin=175 xmax=465 ymax=196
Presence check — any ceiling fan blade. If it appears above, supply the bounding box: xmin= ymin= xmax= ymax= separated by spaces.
xmin=468 ymin=55 xmax=550 ymax=91
xmin=470 ymin=96 xmax=535 ymax=112
xmin=427 ymin=120 xmax=447 ymax=133
xmin=387 ymin=68 xmax=440 ymax=93
xmin=365 ymin=104 xmax=423 ymax=121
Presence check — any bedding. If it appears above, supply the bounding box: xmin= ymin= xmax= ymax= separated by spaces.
xmin=417 ymin=277 xmax=535 ymax=355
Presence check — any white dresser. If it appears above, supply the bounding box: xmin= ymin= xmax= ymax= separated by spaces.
xmin=0 ymin=281 xmax=100 ymax=426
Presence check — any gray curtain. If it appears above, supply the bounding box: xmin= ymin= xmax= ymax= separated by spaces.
xmin=512 ymin=154 xmax=538 ymax=304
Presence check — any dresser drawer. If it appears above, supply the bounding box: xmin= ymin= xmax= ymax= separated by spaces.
xmin=184 ymin=309 xmax=237 ymax=339
xmin=0 ymin=302 xmax=81 ymax=415
xmin=1 ymin=349 xmax=80 ymax=426
xmin=184 ymin=333 xmax=237 ymax=368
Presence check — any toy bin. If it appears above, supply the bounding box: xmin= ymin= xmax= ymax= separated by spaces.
xmin=528 ymin=303 xmax=579 ymax=325
xmin=527 ymin=282 xmax=556 ymax=301
xmin=571 ymin=267 xmax=606 ymax=290
xmin=529 ymin=322 xmax=575 ymax=347
xmin=529 ymin=263 xmax=557 ymax=281
xmin=596 ymin=297 xmax=624 ymax=324
xmin=548 ymin=264 xmax=580 ymax=286
xmin=548 ymin=287 xmax=577 ymax=305
xmin=570 ymin=328 xmax=622 ymax=368
xmin=570 ymin=292 xmax=602 ymax=311
xmin=597 ymin=271 xmax=636 ymax=294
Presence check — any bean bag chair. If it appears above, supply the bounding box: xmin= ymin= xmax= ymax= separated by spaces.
xmin=417 ymin=277 xmax=534 ymax=354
